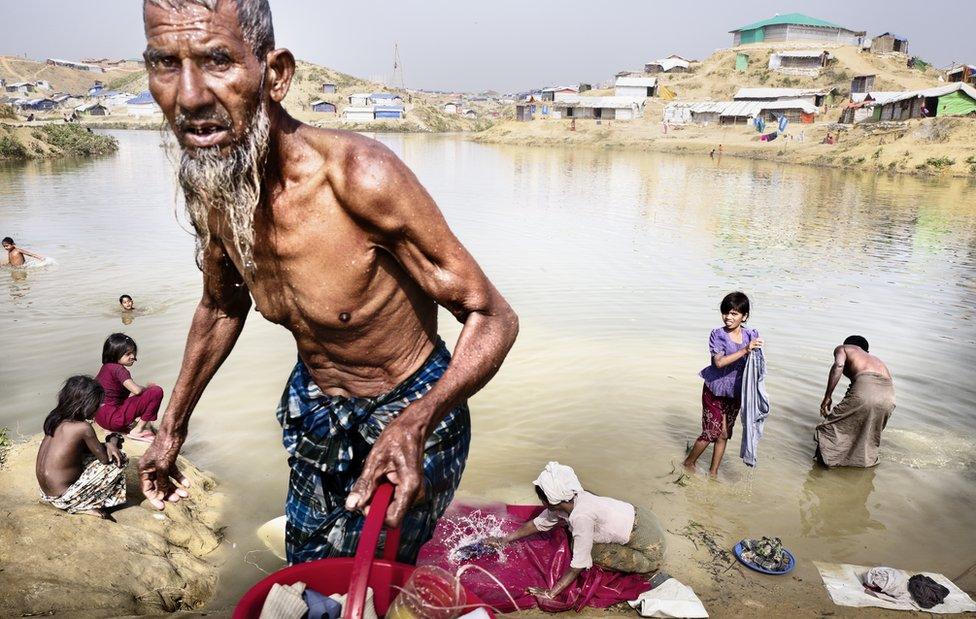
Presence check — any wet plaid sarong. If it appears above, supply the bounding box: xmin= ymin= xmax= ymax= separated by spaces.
xmin=277 ymin=338 xmax=471 ymax=564
xmin=39 ymin=457 xmax=126 ymax=513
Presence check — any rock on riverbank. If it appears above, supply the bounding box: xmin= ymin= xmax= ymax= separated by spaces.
xmin=0 ymin=433 xmax=223 ymax=616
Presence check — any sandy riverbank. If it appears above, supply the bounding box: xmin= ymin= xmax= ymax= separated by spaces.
xmin=475 ymin=116 xmax=976 ymax=179
xmin=0 ymin=431 xmax=224 ymax=616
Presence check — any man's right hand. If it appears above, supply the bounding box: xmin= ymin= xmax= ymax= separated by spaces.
xmin=484 ymin=536 xmax=507 ymax=549
xmin=138 ymin=430 xmax=191 ymax=510
xmin=820 ymin=397 xmax=832 ymax=417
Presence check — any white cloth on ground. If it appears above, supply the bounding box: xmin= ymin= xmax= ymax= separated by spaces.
xmin=628 ymin=577 xmax=709 ymax=618
xmin=533 ymin=461 xmax=583 ymax=503
xmin=259 ymin=582 xmax=307 ymax=619
xmin=329 ymin=586 xmax=378 ymax=619
xmin=815 ymin=561 xmax=976 ymax=613
xmin=739 ymin=347 xmax=769 ymax=467
xmin=863 ymin=566 xmax=913 ymax=604
xmin=457 ymin=609 xmax=491 ymax=619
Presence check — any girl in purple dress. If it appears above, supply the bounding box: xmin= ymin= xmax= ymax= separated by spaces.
xmin=683 ymin=292 xmax=764 ymax=476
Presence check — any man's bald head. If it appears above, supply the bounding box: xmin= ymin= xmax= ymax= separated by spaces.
xmin=144 ymin=0 xmax=275 ymax=60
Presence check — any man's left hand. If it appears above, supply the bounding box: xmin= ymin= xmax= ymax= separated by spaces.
xmin=345 ymin=406 xmax=428 ymax=527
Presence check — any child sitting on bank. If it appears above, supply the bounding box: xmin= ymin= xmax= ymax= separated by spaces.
xmin=36 ymin=375 xmax=127 ymax=520
xmin=94 ymin=333 xmax=164 ymax=442
xmin=683 ymin=291 xmax=764 ymax=477
xmin=489 ymin=462 xmax=666 ymax=602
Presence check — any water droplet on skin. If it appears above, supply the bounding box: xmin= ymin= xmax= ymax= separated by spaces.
xmin=339 ymin=312 xmax=351 ymax=323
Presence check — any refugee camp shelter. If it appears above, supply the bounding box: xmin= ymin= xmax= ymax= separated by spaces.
xmin=5 ymin=82 xmax=35 ymax=95
xmin=541 ymin=86 xmax=579 ymax=102
xmin=554 ymin=96 xmax=643 ymax=120
xmin=342 ymin=106 xmax=374 ymax=121
xmin=851 ymin=74 xmax=876 ymax=94
xmin=663 ymin=101 xmax=728 ymax=125
xmin=768 ymin=50 xmax=832 ymax=76
xmin=644 ymin=55 xmax=692 ymax=74
xmin=869 ymin=33 xmax=908 ymax=54
xmin=869 ymin=83 xmax=976 ymax=121
xmin=614 ymin=76 xmax=657 ymax=98
xmin=321 ymin=83 xmax=337 ymax=94
xmin=730 ymin=13 xmax=864 ymax=46
xmin=348 ymin=93 xmax=371 ymax=107
xmin=734 ymin=87 xmax=831 ymax=107
xmin=463 ymin=109 xmax=477 ymax=118
xmin=125 ymin=91 xmax=161 ymax=116
xmin=371 ymin=93 xmax=404 ymax=106
xmin=46 ymin=58 xmax=105 ymax=72
xmin=75 ymin=102 xmax=108 ymax=116
xmin=443 ymin=102 xmax=459 ymax=114
xmin=310 ymin=100 xmax=336 ymax=113
xmin=946 ymin=64 xmax=976 ymax=86
xmin=34 ymin=80 xmax=52 ymax=90
xmin=15 ymin=98 xmax=58 ymax=112
xmin=374 ymin=105 xmax=405 ymax=120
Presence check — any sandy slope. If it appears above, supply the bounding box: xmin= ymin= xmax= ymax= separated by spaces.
xmin=0 ymin=433 xmax=224 ymax=616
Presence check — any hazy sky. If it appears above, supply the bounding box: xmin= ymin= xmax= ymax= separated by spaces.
xmin=2 ymin=0 xmax=974 ymax=92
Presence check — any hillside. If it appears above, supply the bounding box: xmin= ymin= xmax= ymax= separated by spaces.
xmin=649 ymin=43 xmax=940 ymax=105
xmin=0 ymin=55 xmax=501 ymax=133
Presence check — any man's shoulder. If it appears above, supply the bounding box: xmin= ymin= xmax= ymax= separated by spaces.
xmin=298 ymin=123 xmax=396 ymax=170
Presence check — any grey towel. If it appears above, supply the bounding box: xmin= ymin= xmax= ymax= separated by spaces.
xmin=739 ymin=348 xmax=769 ymax=467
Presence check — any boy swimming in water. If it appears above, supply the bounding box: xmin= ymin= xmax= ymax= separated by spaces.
xmin=2 ymin=237 xmax=45 ymax=267
xmin=36 ymin=375 xmax=128 ymax=520
xmin=119 ymin=294 xmax=134 ymax=311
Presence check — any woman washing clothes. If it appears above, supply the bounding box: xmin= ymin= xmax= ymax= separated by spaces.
xmin=489 ymin=462 xmax=666 ymax=602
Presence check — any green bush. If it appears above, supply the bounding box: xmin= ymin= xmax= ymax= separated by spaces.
xmin=924 ymin=156 xmax=955 ymax=168
xmin=0 ymin=134 xmax=29 ymax=159
xmin=0 ymin=103 xmax=17 ymax=120
xmin=37 ymin=124 xmax=118 ymax=156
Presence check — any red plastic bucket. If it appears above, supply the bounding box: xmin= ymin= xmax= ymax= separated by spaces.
xmin=234 ymin=483 xmax=494 ymax=618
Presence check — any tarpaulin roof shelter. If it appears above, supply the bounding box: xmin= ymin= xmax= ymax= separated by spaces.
xmin=730 ymin=12 xmax=845 ymax=32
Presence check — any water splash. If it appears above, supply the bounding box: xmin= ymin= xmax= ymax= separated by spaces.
xmin=439 ymin=509 xmax=509 ymax=565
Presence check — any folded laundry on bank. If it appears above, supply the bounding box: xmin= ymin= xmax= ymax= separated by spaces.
xmin=815 ymin=562 xmax=976 ymax=614
xmin=628 ymin=577 xmax=709 ymax=618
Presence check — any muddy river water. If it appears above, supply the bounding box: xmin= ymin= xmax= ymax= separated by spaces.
xmin=2 ymin=130 xmax=974 ymax=614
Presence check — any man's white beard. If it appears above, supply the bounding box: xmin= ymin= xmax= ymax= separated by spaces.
xmin=178 ymin=100 xmax=271 ymax=273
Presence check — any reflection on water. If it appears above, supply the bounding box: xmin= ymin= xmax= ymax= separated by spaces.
xmin=2 ymin=131 xmax=976 ymax=607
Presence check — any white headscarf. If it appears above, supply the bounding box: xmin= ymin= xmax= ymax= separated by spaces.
xmin=533 ymin=461 xmax=583 ymax=503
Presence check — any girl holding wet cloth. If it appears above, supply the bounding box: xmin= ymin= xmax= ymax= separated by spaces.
xmin=489 ymin=462 xmax=666 ymax=602
xmin=683 ymin=291 xmax=764 ymax=476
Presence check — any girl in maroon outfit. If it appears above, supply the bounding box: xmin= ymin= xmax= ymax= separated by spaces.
xmin=94 ymin=333 xmax=164 ymax=442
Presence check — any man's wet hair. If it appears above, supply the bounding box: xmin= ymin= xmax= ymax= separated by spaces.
xmin=119 ymin=294 xmax=133 ymax=304
xmin=102 ymin=333 xmax=138 ymax=364
xmin=43 ymin=375 xmax=104 ymax=436
xmin=844 ymin=335 xmax=869 ymax=352
xmin=144 ymin=0 xmax=275 ymax=59
xmin=2 ymin=237 xmax=13 ymax=245
xmin=720 ymin=291 xmax=751 ymax=318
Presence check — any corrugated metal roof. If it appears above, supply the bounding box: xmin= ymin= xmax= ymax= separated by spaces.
xmin=731 ymin=13 xmax=848 ymax=33
xmin=719 ymin=101 xmax=764 ymax=117
xmin=851 ymin=92 xmax=903 ymax=104
xmin=734 ymin=87 xmax=825 ymax=100
xmin=760 ymin=98 xmax=819 ymax=113
xmin=875 ymin=32 xmax=908 ymax=41
xmin=371 ymin=93 xmax=401 ymax=99
xmin=647 ymin=58 xmax=690 ymax=72
xmin=374 ymin=105 xmax=405 ymax=111
xmin=615 ymin=76 xmax=657 ymax=87
xmin=126 ymin=91 xmax=155 ymax=105
xmin=946 ymin=64 xmax=976 ymax=75
xmin=772 ymin=50 xmax=830 ymax=58
xmin=557 ymin=96 xmax=643 ymax=109
xmin=880 ymin=82 xmax=976 ymax=105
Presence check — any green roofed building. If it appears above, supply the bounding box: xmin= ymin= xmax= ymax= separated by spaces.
xmin=730 ymin=13 xmax=865 ymax=47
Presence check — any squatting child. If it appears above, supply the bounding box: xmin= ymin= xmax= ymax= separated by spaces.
xmin=35 ymin=375 xmax=127 ymax=519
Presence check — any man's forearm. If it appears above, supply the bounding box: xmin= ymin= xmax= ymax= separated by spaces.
xmin=159 ymin=301 xmax=248 ymax=437
xmin=823 ymin=366 xmax=843 ymax=399
xmin=404 ymin=303 xmax=518 ymax=435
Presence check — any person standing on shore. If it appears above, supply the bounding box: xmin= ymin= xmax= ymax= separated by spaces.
xmin=683 ymin=292 xmax=763 ymax=477
xmin=138 ymin=0 xmax=518 ymax=564
xmin=816 ymin=336 xmax=895 ymax=468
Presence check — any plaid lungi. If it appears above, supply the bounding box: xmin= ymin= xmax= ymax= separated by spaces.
xmin=277 ymin=338 xmax=471 ymax=564
xmin=39 ymin=457 xmax=127 ymax=513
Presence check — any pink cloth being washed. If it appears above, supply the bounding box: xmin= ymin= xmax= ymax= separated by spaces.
xmin=417 ymin=502 xmax=652 ymax=613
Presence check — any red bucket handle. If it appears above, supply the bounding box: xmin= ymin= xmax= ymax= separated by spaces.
xmin=344 ymin=482 xmax=401 ymax=619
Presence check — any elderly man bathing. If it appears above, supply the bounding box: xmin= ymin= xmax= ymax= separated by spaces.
xmin=138 ymin=0 xmax=518 ymax=563
xmin=816 ymin=336 xmax=895 ymax=468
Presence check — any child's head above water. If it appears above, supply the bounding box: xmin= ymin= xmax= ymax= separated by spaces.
xmin=119 ymin=294 xmax=133 ymax=311
xmin=2 ymin=237 xmax=14 ymax=250
xmin=43 ymin=375 xmax=104 ymax=436
xmin=102 ymin=333 xmax=138 ymax=366
xmin=719 ymin=291 xmax=751 ymax=328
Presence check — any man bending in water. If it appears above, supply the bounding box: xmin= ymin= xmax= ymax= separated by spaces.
xmin=138 ymin=0 xmax=518 ymax=564
xmin=2 ymin=237 xmax=45 ymax=267
xmin=816 ymin=335 xmax=895 ymax=468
